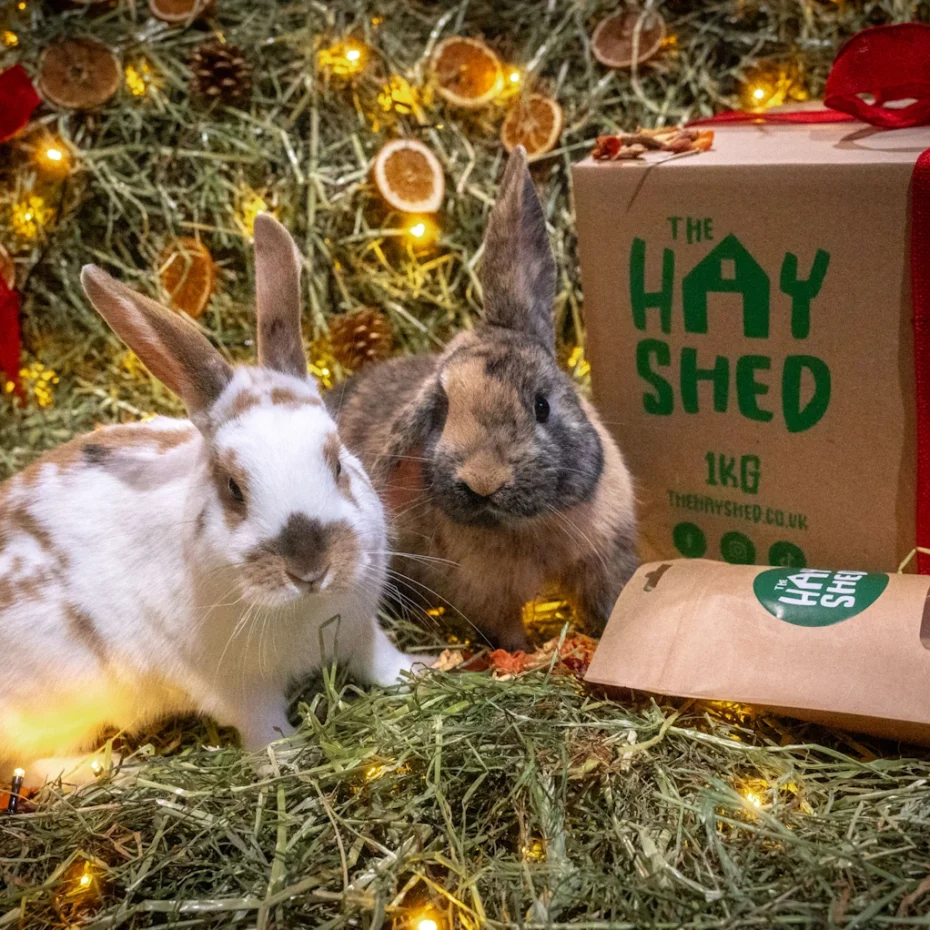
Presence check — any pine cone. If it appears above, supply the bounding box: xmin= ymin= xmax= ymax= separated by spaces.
xmin=329 ymin=309 xmax=394 ymax=372
xmin=190 ymin=42 xmax=252 ymax=104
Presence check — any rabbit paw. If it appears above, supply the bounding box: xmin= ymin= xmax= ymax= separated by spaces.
xmin=494 ymin=627 xmax=530 ymax=653
xmin=221 ymin=691 xmax=295 ymax=753
xmin=364 ymin=646 xmax=435 ymax=688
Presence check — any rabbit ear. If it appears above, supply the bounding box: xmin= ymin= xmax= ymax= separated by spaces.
xmin=81 ymin=264 xmax=233 ymax=418
xmin=253 ymin=213 xmax=307 ymax=379
xmin=480 ymin=145 xmax=556 ymax=347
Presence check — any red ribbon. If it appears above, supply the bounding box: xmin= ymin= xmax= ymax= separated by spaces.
xmin=0 ymin=278 xmax=22 ymax=398
xmin=913 ymin=149 xmax=930 ymax=572
xmin=0 ymin=64 xmax=35 ymax=397
xmin=688 ymin=109 xmax=853 ymax=126
xmin=0 ymin=64 xmax=40 ymax=144
xmin=691 ymin=24 xmax=930 ymax=572
xmin=825 ymin=23 xmax=930 ymax=129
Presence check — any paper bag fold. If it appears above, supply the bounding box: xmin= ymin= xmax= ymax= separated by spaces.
xmin=586 ymin=560 xmax=930 ymax=743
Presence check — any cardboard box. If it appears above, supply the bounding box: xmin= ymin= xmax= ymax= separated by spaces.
xmin=573 ymin=122 xmax=930 ymax=571
xmin=585 ymin=560 xmax=930 ymax=744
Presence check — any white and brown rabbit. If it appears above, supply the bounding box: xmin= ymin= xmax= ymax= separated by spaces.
xmin=0 ymin=215 xmax=424 ymax=790
xmin=332 ymin=147 xmax=637 ymax=651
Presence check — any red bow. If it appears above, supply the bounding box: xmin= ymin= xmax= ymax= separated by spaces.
xmin=0 ymin=64 xmax=40 ymax=144
xmin=690 ymin=23 xmax=930 ymax=130
xmin=825 ymin=23 xmax=930 ymax=129
xmin=0 ymin=277 xmax=22 ymax=398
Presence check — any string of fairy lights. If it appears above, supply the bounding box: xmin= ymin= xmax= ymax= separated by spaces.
xmin=0 ymin=2 xmax=880 ymax=920
xmin=0 ymin=1 xmax=812 ymax=409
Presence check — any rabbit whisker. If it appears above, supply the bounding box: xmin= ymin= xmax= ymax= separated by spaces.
xmin=383 ymin=586 xmax=447 ymax=633
xmin=384 ymin=568 xmax=493 ymax=647
xmin=372 ymin=452 xmax=433 ymax=463
xmin=543 ymin=504 xmax=610 ymax=576
xmin=362 ymin=549 xmax=459 ymax=568
xmin=388 ymin=495 xmax=438 ymax=523
xmin=214 ymin=596 xmax=263 ymax=681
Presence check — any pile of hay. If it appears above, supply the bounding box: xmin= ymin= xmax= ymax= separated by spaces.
xmin=4 ymin=655 xmax=930 ymax=928
xmin=3 ymin=0 xmax=930 ymax=926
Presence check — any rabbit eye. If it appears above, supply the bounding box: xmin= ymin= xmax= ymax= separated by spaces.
xmin=534 ymin=394 xmax=550 ymax=424
xmin=334 ymin=459 xmax=342 ymax=479
xmin=228 ymin=477 xmax=245 ymax=503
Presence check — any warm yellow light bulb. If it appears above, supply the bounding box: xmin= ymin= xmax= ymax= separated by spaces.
xmin=318 ymin=40 xmax=366 ymax=77
xmin=125 ymin=60 xmax=159 ymax=98
xmin=509 ymin=70 xmax=521 ymax=84
xmin=752 ymin=87 xmax=766 ymax=101
xmin=12 ymin=768 xmax=24 ymax=778
xmin=37 ymin=141 xmax=70 ymax=176
xmin=744 ymin=791 xmax=763 ymax=808
xmin=2 ymin=30 xmax=18 ymax=47
xmin=417 ymin=920 xmax=438 ymax=930
xmin=404 ymin=217 xmax=438 ymax=249
xmin=237 ymin=189 xmax=270 ymax=237
xmin=10 ymin=197 xmax=48 ymax=239
xmin=79 ymin=872 xmax=92 ymax=888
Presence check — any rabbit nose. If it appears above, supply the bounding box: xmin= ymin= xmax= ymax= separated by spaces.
xmin=457 ymin=457 xmax=512 ymax=498
xmin=287 ymin=565 xmax=330 ymax=590
xmin=277 ymin=513 xmax=330 ymax=587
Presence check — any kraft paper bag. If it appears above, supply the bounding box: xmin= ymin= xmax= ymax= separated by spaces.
xmin=585 ymin=560 xmax=930 ymax=743
xmin=573 ymin=121 xmax=930 ymax=572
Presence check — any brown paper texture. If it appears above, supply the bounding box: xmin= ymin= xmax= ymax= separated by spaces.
xmin=586 ymin=560 xmax=930 ymax=743
xmin=573 ymin=122 xmax=930 ymax=571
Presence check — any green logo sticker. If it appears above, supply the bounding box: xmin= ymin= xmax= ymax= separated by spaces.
xmin=753 ymin=568 xmax=888 ymax=627
xmin=673 ymin=521 xmax=706 ymax=558
xmin=768 ymin=541 xmax=806 ymax=568
xmin=721 ymin=531 xmax=755 ymax=564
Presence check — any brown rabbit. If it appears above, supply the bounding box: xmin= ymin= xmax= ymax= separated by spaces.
xmin=332 ymin=147 xmax=637 ymax=650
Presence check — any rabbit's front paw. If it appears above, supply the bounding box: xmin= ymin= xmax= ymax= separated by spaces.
xmin=369 ymin=650 xmax=431 ymax=687
xmin=400 ymin=652 xmax=438 ymax=679
xmin=356 ymin=630 xmax=436 ymax=687
xmin=221 ymin=691 xmax=295 ymax=752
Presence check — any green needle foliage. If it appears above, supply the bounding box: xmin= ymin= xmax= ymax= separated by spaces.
xmin=2 ymin=0 xmax=927 ymax=474
xmin=2 ymin=1 xmax=930 ymax=927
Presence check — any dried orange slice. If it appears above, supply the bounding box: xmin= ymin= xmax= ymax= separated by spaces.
xmin=372 ymin=139 xmax=445 ymax=214
xmin=159 ymin=237 xmax=215 ymax=319
xmin=0 ymin=245 xmax=14 ymax=291
xmin=501 ymin=94 xmax=563 ymax=161
xmin=39 ymin=38 xmax=121 ymax=110
xmin=591 ymin=10 xmax=666 ymax=68
xmin=430 ymin=36 xmax=503 ymax=109
xmin=148 ymin=0 xmax=210 ymax=23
